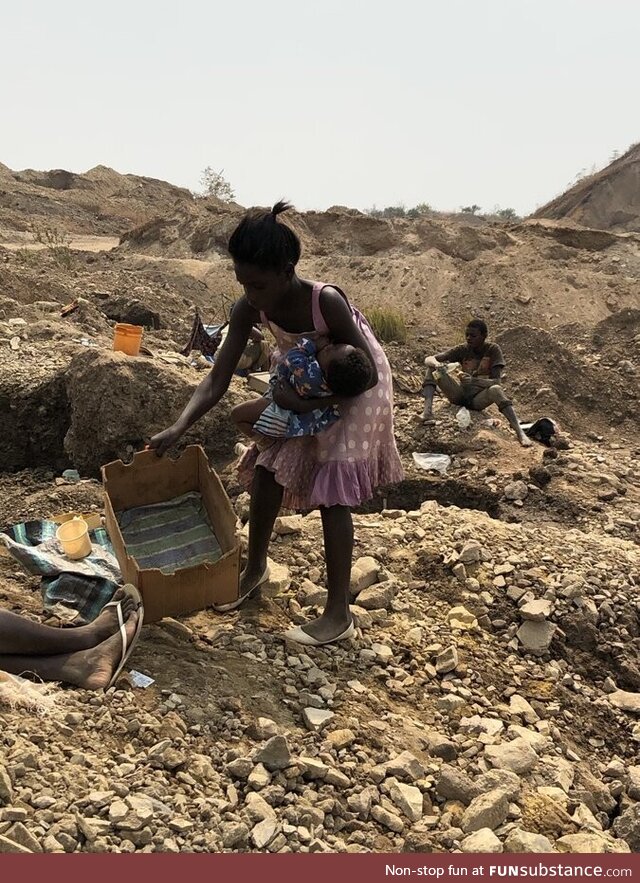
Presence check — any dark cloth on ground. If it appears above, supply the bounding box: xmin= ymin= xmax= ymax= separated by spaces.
xmin=1 ymin=521 xmax=120 ymax=623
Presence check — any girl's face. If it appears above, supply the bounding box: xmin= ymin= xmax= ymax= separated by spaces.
xmin=317 ymin=343 xmax=355 ymax=373
xmin=234 ymin=261 xmax=292 ymax=312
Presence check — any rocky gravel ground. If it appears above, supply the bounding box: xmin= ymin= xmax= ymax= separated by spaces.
xmin=1 ymin=488 xmax=639 ymax=854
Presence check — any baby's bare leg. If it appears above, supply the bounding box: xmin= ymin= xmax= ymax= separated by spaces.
xmin=231 ymin=398 xmax=270 ymax=440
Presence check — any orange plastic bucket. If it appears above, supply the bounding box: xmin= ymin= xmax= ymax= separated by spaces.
xmin=113 ymin=323 xmax=143 ymax=356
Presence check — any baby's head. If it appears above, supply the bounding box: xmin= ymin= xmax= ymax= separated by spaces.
xmin=317 ymin=344 xmax=373 ymax=397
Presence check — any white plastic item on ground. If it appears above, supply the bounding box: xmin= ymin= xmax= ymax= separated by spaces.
xmin=412 ymin=452 xmax=452 ymax=474
xmin=456 ymin=407 xmax=472 ymax=430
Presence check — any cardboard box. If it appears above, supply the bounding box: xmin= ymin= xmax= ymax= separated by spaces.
xmin=102 ymin=446 xmax=239 ymax=622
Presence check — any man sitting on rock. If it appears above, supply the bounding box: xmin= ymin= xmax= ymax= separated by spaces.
xmin=421 ymin=319 xmax=532 ymax=446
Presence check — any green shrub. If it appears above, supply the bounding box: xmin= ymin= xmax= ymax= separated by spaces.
xmin=31 ymin=223 xmax=74 ymax=269
xmin=368 ymin=307 xmax=407 ymax=344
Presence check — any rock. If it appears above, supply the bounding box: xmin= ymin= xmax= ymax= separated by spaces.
xmin=556 ymin=833 xmax=631 ymax=854
xmin=6 ymin=822 xmax=43 ymax=853
xmin=519 ymin=600 xmax=553 ymax=622
xmin=299 ymin=757 xmax=329 ymax=780
xmin=383 ymin=751 xmax=425 ymax=782
xmin=461 ymin=789 xmax=509 ymax=833
xmin=612 ymin=804 xmax=640 ymax=851
xmin=250 ymin=818 xmax=279 ymax=849
xmin=302 ymin=708 xmax=334 ymax=731
xmin=225 ymin=757 xmax=254 ymax=779
xmin=247 ymin=764 xmax=271 ymax=790
xmin=299 ymin=580 xmax=326 ymax=607
xmin=388 ymin=780 xmax=424 ymax=822
xmin=475 ymin=770 xmax=523 ymax=803
xmin=357 ymin=583 xmax=395 ymax=610
xmin=435 ymin=646 xmax=459 ymax=674
xmin=627 ymin=765 xmax=640 ymax=800
xmin=0 ymin=767 xmax=13 ymax=805
xmin=423 ymin=731 xmax=458 ymax=761
xmin=263 ymin=561 xmax=291 ymax=596
xmin=350 ymin=556 xmax=380 ymax=596
xmin=221 ymin=821 xmax=250 ymax=848
xmin=509 ymin=694 xmax=539 ymax=723
xmin=274 ymin=515 xmax=303 ymax=535
xmin=459 ymin=541 xmax=482 ymax=564
xmin=446 ymin=606 xmax=477 ymax=630
xmin=348 ymin=786 xmax=377 ymax=819
xmin=371 ymin=642 xmax=394 ymax=663
xmin=0 ymin=834 xmax=32 ymax=854
xmin=248 ymin=718 xmax=279 ymax=741
xmin=485 ymin=738 xmax=539 ymax=774
xmin=504 ymin=829 xmax=555 ymax=853
xmin=244 ymin=792 xmax=276 ymax=822
xmin=517 ymin=621 xmax=556 ymax=654
xmin=436 ymin=765 xmax=480 ymax=805
xmin=326 ymin=729 xmax=356 ymax=751
xmin=504 ymin=480 xmax=528 ymax=501
xmin=371 ymin=804 xmax=404 ymax=833
xmin=461 ymin=828 xmax=503 ymax=853
xmin=253 ymin=736 xmax=292 ymax=771
xmin=609 ymin=690 xmax=640 ymax=714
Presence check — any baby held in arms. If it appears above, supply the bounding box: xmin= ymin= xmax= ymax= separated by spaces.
xmin=231 ymin=337 xmax=373 ymax=446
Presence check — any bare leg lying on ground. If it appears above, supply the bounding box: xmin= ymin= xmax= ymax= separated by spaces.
xmin=0 ymin=588 xmax=135 ymax=655
xmin=0 ymin=609 xmax=140 ymax=690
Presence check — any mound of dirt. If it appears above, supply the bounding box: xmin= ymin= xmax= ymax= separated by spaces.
xmin=534 ymin=143 xmax=640 ymax=233
xmin=119 ymin=203 xmax=514 ymax=263
xmin=64 ymin=349 xmax=248 ymax=475
xmin=0 ymin=162 xmax=196 ymax=235
xmin=495 ymin=325 xmax=636 ymax=433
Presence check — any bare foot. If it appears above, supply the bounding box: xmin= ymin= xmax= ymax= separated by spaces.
xmin=519 ymin=435 xmax=533 ymax=447
xmin=64 ymin=609 xmax=141 ymax=690
xmin=89 ymin=589 xmax=136 ymax=645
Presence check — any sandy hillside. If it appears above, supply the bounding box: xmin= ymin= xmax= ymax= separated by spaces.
xmin=0 ymin=164 xmax=639 ymax=856
xmin=534 ymin=143 xmax=640 ymax=233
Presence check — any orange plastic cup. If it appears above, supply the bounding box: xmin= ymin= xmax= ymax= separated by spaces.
xmin=113 ymin=323 xmax=143 ymax=356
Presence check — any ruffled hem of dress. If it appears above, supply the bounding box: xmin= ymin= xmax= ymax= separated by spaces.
xmin=236 ymin=441 xmax=404 ymax=511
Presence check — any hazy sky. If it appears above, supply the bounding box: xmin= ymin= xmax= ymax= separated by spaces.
xmin=3 ymin=0 xmax=638 ymax=215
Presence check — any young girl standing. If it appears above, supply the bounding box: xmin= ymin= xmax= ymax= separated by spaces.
xmin=149 ymin=202 xmax=403 ymax=646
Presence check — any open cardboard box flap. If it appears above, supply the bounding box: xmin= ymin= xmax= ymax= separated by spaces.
xmin=102 ymin=446 xmax=239 ymax=622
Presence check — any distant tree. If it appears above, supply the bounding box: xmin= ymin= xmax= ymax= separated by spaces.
xmin=407 ymin=202 xmax=432 ymax=218
xmin=381 ymin=205 xmax=407 ymax=218
xmin=496 ymin=207 xmax=519 ymax=221
xmin=199 ymin=167 xmax=235 ymax=202
xmin=461 ymin=204 xmax=481 ymax=215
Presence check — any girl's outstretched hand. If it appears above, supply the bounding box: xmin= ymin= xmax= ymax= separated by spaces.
xmin=148 ymin=424 xmax=184 ymax=456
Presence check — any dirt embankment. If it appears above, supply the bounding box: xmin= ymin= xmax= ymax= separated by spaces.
xmin=533 ymin=143 xmax=640 ymax=233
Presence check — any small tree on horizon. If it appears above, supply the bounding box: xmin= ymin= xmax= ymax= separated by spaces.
xmin=461 ymin=204 xmax=481 ymax=215
xmin=199 ymin=167 xmax=235 ymax=202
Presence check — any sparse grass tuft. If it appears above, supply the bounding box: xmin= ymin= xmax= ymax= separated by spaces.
xmin=31 ymin=223 xmax=74 ymax=269
xmin=368 ymin=307 xmax=407 ymax=344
